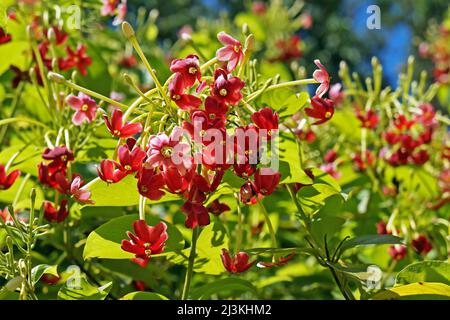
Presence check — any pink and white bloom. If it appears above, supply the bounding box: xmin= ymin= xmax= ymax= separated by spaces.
xmin=216 ymin=32 xmax=244 ymax=72
xmin=66 ymin=93 xmax=98 ymax=126
xmin=112 ymin=0 xmax=127 ymax=26
xmin=101 ymin=0 xmax=119 ymax=16
xmin=146 ymin=127 xmax=192 ymax=174
xmin=313 ymin=59 xmax=330 ymax=98
xmin=70 ymin=176 xmax=94 ymax=204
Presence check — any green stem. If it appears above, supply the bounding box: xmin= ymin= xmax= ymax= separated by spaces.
xmin=181 ymin=227 xmax=199 ymax=300
xmin=257 ymin=199 xmax=277 ymax=249
xmin=235 ymin=197 xmax=243 ymax=253
xmin=247 ymin=78 xmax=318 ymax=102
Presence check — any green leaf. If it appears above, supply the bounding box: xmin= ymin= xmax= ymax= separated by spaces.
xmin=395 ymin=261 xmax=450 ymax=286
xmin=259 ymin=89 xmax=308 ymax=118
xmin=120 ymin=291 xmax=168 ymax=300
xmin=57 ymin=277 xmax=112 ymax=300
xmin=31 ymin=264 xmax=58 ymax=285
xmin=372 ymin=282 xmax=450 ymax=300
xmin=83 ymin=214 xmax=184 ymax=260
xmin=340 ymin=235 xmax=403 ymax=253
xmin=296 ymin=183 xmax=342 ymax=216
xmin=190 ymin=278 xmax=256 ymax=300
xmin=278 ymin=133 xmax=314 ymax=185
xmin=85 ymin=175 xmax=180 ymax=207
xmin=0 ymin=41 xmax=28 ymax=76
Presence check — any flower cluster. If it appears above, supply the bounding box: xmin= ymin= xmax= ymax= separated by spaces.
xmin=38 ymin=145 xmax=93 ymax=223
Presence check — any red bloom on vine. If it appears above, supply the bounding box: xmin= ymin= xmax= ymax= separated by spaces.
xmin=356 ymin=108 xmax=379 ymax=129
xmin=253 ymin=168 xmax=281 ymax=196
xmin=163 ymin=166 xmax=189 ymax=194
xmin=118 ymin=144 xmax=146 ymax=173
xmin=46 ymin=26 xmax=68 ymax=45
xmin=170 ymin=54 xmax=201 ymax=88
xmin=103 ymin=108 xmax=143 ymax=138
xmin=251 ymin=107 xmax=279 ymax=139
xmin=352 ymin=150 xmax=375 ymax=171
xmin=43 ymin=199 xmax=69 ymax=223
xmin=411 ymin=149 xmax=430 ymax=165
xmin=205 ymin=96 xmax=228 ymax=125
xmin=121 ymin=220 xmax=168 ymax=267
xmin=60 ymin=44 xmax=92 ymax=76
xmin=42 ymin=146 xmax=74 ymax=170
xmin=211 ymin=69 xmax=245 ymax=105
xmin=323 ymin=150 xmax=338 ymax=163
xmin=388 ymin=245 xmax=407 ymax=261
xmin=97 ymin=159 xmax=127 ymax=184
xmin=312 ymin=59 xmax=330 ymax=98
xmin=181 ymin=201 xmax=210 ymax=229
xmin=66 ymin=92 xmax=98 ymax=125
xmin=216 ymin=32 xmax=244 ymax=72
xmin=207 ymin=199 xmax=230 ymax=216
xmin=70 ymin=176 xmax=94 ymax=204
xmin=169 ymin=73 xmax=202 ymax=110
xmin=239 ymin=181 xmax=259 ymax=205
xmin=220 ymin=249 xmax=255 ymax=273
xmin=305 ymin=96 xmax=335 ymax=125
xmin=0 ymin=164 xmax=20 ymax=190
xmin=411 ymin=235 xmax=432 ymax=255
xmin=257 ymin=253 xmax=296 ymax=268
xmin=0 ymin=28 xmax=12 ymax=44
xmin=137 ymin=167 xmax=165 ymax=201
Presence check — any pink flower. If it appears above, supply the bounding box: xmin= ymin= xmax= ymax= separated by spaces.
xmin=66 ymin=92 xmax=98 ymax=126
xmin=211 ymin=69 xmax=245 ymax=105
xmin=70 ymin=176 xmax=94 ymax=204
xmin=313 ymin=60 xmax=330 ymax=98
xmin=146 ymin=127 xmax=192 ymax=174
xmin=216 ymin=32 xmax=244 ymax=72
xmin=101 ymin=0 xmax=119 ymax=16
xmin=113 ymin=0 xmax=127 ymax=26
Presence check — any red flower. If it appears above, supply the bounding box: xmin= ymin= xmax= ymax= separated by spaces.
xmin=40 ymin=274 xmax=61 ymax=285
xmin=0 ymin=27 xmax=12 ymax=44
xmin=103 ymin=108 xmax=143 ymax=138
xmin=239 ymin=181 xmax=259 ymax=205
xmin=253 ymin=168 xmax=281 ymax=196
xmin=296 ymin=129 xmax=316 ymax=143
xmin=257 ymin=253 xmax=296 ymax=268
xmin=0 ymin=164 xmax=20 ymax=190
xmin=0 ymin=207 xmax=13 ymax=223
xmin=121 ymin=220 xmax=168 ymax=267
xmin=181 ymin=201 xmax=210 ymax=229
xmin=211 ymin=69 xmax=245 ymax=105
xmin=97 ymin=159 xmax=127 ymax=184
xmin=415 ymin=103 xmax=436 ymax=126
xmin=185 ymin=173 xmax=211 ymax=204
xmin=275 ymin=35 xmax=302 ymax=61
xmin=137 ymin=167 xmax=166 ymax=201
xmin=60 ymin=44 xmax=92 ymax=76
xmin=323 ymin=150 xmax=338 ymax=163
xmin=312 ymin=60 xmax=330 ymax=98
xmin=393 ymin=114 xmax=415 ymax=131
xmin=251 ymin=107 xmax=279 ymax=139
xmin=170 ymin=54 xmax=201 ymax=89
xmin=45 ymin=26 xmax=68 ymax=45
xmin=352 ymin=150 xmax=375 ymax=171
xmin=133 ymin=280 xmax=147 ymax=291
xmin=204 ymin=96 xmax=228 ymax=125
xmin=411 ymin=150 xmax=430 ymax=165
xmin=356 ymin=108 xmax=379 ymax=129
xmin=411 ymin=235 xmax=432 ymax=255
xmin=388 ymin=245 xmax=407 ymax=261
xmin=42 ymin=146 xmax=74 ymax=171
xmin=43 ymin=199 xmax=69 ymax=223
xmin=169 ymin=73 xmax=202 ymax=110
xmin=118 ymin=144 xmax=146 ymax=174
xmin=70 ymin=176 xmax=94 ymax=204
xmin=216 ymin=32 xmax=244 ymax=72
xmin=220 ymin=249 xmax=255 ymax=273
xmin=376 ymin=221 xmax=389 ymax=235
xmin=233 ymin=163 xmax=257 ymax=178
xmin=163 ymin=166 xmax=189 ymax=195
xmin=119 ymin=54 xmax=138 ymax=68
xmin=66 ymin=92 xmax=98 ymax=125
xmin=207 ymin=199 xmax=230 ymax=216
xmin=305 ymin=96 xmax=334 ymax=125
xmin=10 ymin=65 xmax=30 ymax=88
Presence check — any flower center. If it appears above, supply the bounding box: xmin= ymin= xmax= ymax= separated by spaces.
xmin=141 ymin=186 xmax=148 ymax=193
xmin=199 ymin=129 xmax=206 ymax=137
xmin=107 ymin=179 xmax=114 ymax=184
xmin=161 ymin=146 xmax=174 ymax=158
xmin=172 ymin=94 xmax=181 ymax=101
xmin=209 ymin=113 xmax=216 ymax=120
xmin=113 ymin=129 xmax=121 ymax=136
xmin=81 ymin=104 xmax=89 ymax=111
xmin=61 ymin=155 xmax=67 ymax=161
xmin=259 ymin=188 xmax=267 ymax=193
xmin=219 ymin=88 xmax=228 ymax=96
xmin=325 ymin=111 xmax=332 ymax=119
xmin=188 ymin=67 xmax=197 ymax=74
xmin=234 ymin=45 xmax=240 ymax=53
xmin=124 ymin=165 xmax=132 ymax=171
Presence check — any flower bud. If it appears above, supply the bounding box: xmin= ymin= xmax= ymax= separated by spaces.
xmin=47 ymin=72 xmax=66 ymax=84
xmin=122 ymin=21 xmax=135 ymax=39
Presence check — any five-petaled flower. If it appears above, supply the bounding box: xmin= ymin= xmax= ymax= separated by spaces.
xmin=0 ymin=164 xmax=20 ymax=190
xmin=97 ymin=159 xmax=127 ymax=184
xmin=216 ymin=32 xmax=244 ymax=72
xmin=121 ymin=220 xmax=168 ymax=267
xmin=312 ymin=59 xmax=330 ymax=98
xmin=103 ymin=108 xmax=143 ymax=138
xmin=60 ymin=44 xmax=92 ymax=76
xmin=251 ymin=107 xmax=279 ymax=139
xmin=66 ymin=92 xmax=98 ymax=126
xmin=169 ymin=73 xmax=202 ymax=110
xmin=304 ymin=96 xmax=335 ymax=125
xmin=170 ymin=54 xmax=201 ymax=88
xmin=211 ymin=69 xmax=245 ymax=106
xmin=411 ymin=235 xmax=432 ymax=255
xmin=221 ymin=249 xmax=255 ymax=273
xmin=70 ymin=176 xmax=94 ymax=204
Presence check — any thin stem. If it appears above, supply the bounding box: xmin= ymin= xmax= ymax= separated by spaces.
xmin=181 ymin=227 xmax=199 ymax=300
xmin=257 ymin=199 xmax=277 ymax=249
xmin=235 ymin=197 xmax=243 ymax=253
xmin=247 ymin=78 xmax=318 ymax=102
